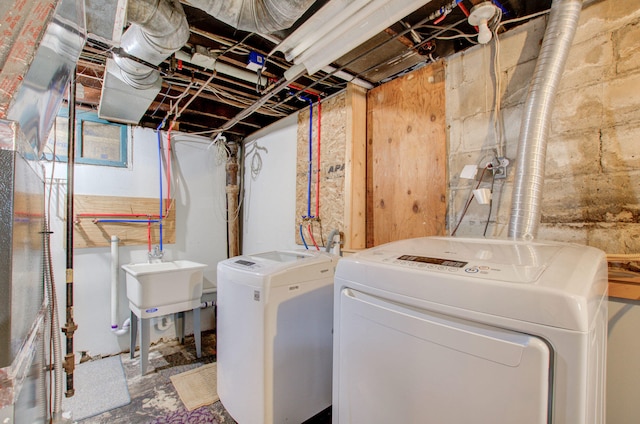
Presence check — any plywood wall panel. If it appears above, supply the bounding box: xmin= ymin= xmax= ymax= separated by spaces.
xmin=294 ymin=84 xmax=367 ymax=250
xmin=366 ymin=61 xmax=447 ymax=246
xmin=73 ymin=195 xmax=175 ymax=248
xmin=295 ymin=93 xmax=346 ymax=248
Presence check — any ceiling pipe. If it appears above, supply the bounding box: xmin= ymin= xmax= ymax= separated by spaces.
xmin=183 ymin=0 xmax=316 ymax=34
xmin=508 ymin=0 xmax=582 ymax=240
xmin=113 ymin=0 xmax=190 ymax=89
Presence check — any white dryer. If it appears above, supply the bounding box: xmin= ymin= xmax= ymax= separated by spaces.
xmin=217 ymin=250 xmax=337 ymax=424
xmin=333 ymin=237 xmax=607 ymax=424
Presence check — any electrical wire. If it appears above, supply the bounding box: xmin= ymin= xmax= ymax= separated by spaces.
xmin=483 ymin=171 xmax=497 ymax=237
xmin=451 ymin=166 xmax=488 ymax=236
xmin=492 ymin=8 xmax=505 ymax=159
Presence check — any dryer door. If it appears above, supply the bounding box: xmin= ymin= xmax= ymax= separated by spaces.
xmin=335 ymin=288 xmax=551 ymax=424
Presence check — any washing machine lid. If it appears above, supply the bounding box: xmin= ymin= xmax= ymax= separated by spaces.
xmin=218 ymin=249 xmax=336 ymax=288
xmin=336 ymin=237 xmax=608 ymax=331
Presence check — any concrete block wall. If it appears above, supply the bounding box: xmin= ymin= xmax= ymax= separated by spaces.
xmin=446 ymin=0 xmax=640 ymax=253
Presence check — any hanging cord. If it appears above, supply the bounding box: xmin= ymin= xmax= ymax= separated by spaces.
xmin=451 ymin=166 xmax=489 ymax=236
xmin=483 ymin=170 xmax=497 ymax=237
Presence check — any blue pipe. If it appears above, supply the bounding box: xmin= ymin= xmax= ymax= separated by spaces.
xmin=491 ymin=0 xmax=510 ymax=16
xmin=95 ymin=219 xmax=160 ymax=223
xmin=299 ymin=224 xmax=308 ymax=249
xmin=295 ymin=91 xmax=314 ymax=219
xmin=156 ymin=122 xmax=164 ymax=252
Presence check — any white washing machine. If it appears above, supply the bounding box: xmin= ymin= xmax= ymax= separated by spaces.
xmin=333 ymin=237 xmax=607 ymax=424
xmin=217 ymin=250 xmax=337 ymax=424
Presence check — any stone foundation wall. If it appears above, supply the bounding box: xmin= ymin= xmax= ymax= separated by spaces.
xmin=446 ymin=0 xmax=640 ymax=254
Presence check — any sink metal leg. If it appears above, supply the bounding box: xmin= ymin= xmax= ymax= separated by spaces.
xmin=193 ymin=307 xmax=201 ymax=358
xmin=175 ymin=311 xmax=185 ymax=344
xmin=130 ymin=310 xmax=137 ymax=359
xmin=140 ymin=317 xmax=150 ymax=375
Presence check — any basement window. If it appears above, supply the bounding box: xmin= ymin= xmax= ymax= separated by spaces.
xmin=45 ymin=110 xmax=129 ymax=168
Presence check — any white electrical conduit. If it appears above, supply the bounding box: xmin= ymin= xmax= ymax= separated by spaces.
xmin=110 ymin=236 xmax=130 ymax=335
xmin=508 ymin=0 xmax=583 ymax=239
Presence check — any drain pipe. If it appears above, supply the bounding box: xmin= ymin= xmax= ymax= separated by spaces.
xmin=63 ymin=70 xmax=78 ymax=397
xmin=110 ymin=236 xmax=131 ymax=336
xmin=226 ymin=142 xmax=240 ymax=257
xmin=508 ymin=0 xmax=583 ymax=239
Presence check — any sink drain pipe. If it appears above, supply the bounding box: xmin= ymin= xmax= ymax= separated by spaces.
xmin=110 ymin=235 xmax=131 ymax=335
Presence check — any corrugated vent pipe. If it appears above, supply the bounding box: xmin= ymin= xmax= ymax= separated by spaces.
xmin=114 ymin=0 xmax=190 ymax=89
xmin=184 ymin=0 xmax=315 ymax=33
xmin=508 ymin=0 xmax=582 ymax=240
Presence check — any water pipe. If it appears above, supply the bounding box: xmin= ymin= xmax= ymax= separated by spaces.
xmin=166 ymin=122 xmax=173 ymax=216
xmin=314 ymin=94 xmax=322 ymax=218
xmin=63 ymin=70 xmax=78 ymax=398
xmin=156 ymin=123 xmax=164 ymax=252
xmin=94 ymin=219 xmax=160 ymax=223
xmin=299 ymin=224 xmax=309 ymax=249
xmin=110 ymin=235 xmax=130 ymax=336
xmin=307 ymin=223 xmax=320 ymax=250
xmin=295 ymin=91 xmax=314 ymax=218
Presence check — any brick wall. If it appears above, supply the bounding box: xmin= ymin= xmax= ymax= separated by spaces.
xmin=446 ymin=0 xmax=640 ymax=254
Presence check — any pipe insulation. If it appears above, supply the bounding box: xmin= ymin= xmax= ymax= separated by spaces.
xmin=184 ymin=0 xmax=315 ymax=34
xmin=114 ymin=0 xmax=190 ymax=89
xmin=507 ymin=0 xmax=582 ymax=240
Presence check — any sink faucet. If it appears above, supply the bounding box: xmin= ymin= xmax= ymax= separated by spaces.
xmin=148 ymin=245 xmax=164 ymax=263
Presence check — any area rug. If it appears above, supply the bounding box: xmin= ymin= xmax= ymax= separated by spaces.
xmin=170 ymin=363 xmax=219 ymax=411
xmin=149 ymin=407 xmax=219 ymax=424
xmin=62 ymin=356 xmax=131 ymax=421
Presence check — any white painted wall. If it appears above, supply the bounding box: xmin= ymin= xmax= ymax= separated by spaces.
xmin=44 ymin=127 xmax=227 ymax=357
xmin=242 ymin=113 xmax=301 ymax=254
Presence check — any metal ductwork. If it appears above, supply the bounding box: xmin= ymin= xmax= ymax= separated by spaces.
xmin=508 ymin=0 xmax=582 ymax=240
xmin=99 ymin=0 xmax=189 ymax=124
xmin=184 ymin=0 xmax=315 ymax=34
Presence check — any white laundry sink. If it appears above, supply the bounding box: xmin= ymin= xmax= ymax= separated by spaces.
xmin=122 ymin=260 xmax=207 ymax=317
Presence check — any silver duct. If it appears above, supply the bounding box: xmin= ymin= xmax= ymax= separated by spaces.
xmin=507 ymin=0 xmax=582 ymax=240
xmin=184 ymin=0 xmax=315 ymax=33
xmin=114 ymin=0 xmax=190 ymax=89
xmin=99 ymin=0 xmax=190 ymax=123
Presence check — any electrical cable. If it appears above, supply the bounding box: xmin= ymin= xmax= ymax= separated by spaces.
xmin=451 ymin=166 xmax=488 ymax=236
xmin=483 ymin=171 xmax=496 ymax=237
xmin=491 ymin=7 xmax=505 ymax=159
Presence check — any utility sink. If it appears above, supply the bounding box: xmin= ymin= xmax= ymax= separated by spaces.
xmin=122 ymin=260 xmax=207 ymax=318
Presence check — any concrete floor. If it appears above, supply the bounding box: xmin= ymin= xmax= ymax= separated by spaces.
xmin=75 ymin=330 xmax=331 ymax=424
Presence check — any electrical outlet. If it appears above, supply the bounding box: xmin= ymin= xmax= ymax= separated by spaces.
xmin=492 ymin=157 xmax=510 ymax=179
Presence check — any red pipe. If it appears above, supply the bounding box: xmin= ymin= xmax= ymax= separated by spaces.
xmin=147 ymin=219 xmax=152 ymax=252
xmin=315 ymin=95 xmax=322 ymax=218
xmin=307 ymin=223 xmax=320 ymax=250
xmin=76 ymin=213 xmax=161 ymax=218
xmin=458 ymin=2 xmax=478 ymax=32
xmin=166 ymin=121 xmax=173 ymax=215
